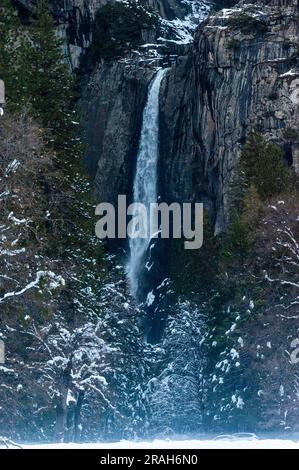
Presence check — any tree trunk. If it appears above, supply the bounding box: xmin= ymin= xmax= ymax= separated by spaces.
xmin=74 ymin=390 xmax=85 ymax=442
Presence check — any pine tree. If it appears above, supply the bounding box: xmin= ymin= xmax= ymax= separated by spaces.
xmin=0 ymin=0 xmax=21 ymax=101
xmin=241 ymin=132 xmax=289 ymax=200
xmin=221 ymin=208 xmax=250 ymax=266
xmin=17 ymin=0 xmax=75 ymax=139
xmin=169 ymin=212 xmax=219 ymax=299
xmin=241 ymin=183 xmax=263 ymax=243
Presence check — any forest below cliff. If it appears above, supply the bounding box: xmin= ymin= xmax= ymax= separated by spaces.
xmin=0 ymin=0 xmax=299 ymax=444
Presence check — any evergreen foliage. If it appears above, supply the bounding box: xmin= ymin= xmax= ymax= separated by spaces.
xmin=0 ymin=0 xmax=21 ymax=100
xmin=241 ymin=133 xmax=289 ymax=200
xmin=90 ymin=2 xmax=159 ymax=62
xmin=201 ymin=131 xmax=298 ymax=432
xmin=169 ymin=214 xmax=219 ymax=299
xmin=213 ymin=0 xmax=238 ymax=11
xmin=228 ymin=13 xmax=268 ymax=34
xmin=17 ymin=0 xmax=75 ymax=139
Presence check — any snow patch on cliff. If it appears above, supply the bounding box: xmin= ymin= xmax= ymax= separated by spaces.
xmin=161 ymin=0 xmax=210 ymax=44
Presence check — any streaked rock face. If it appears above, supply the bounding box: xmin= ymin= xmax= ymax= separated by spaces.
xmin=81 ymin=1 xmax=298 ymax=234
xmin=14 ymin=0 xmax=104 ymax=67
xmin=160 ymin=1 xmax=299 ymax=232
xmin=81 ymin=62 xmax=156 ymax=206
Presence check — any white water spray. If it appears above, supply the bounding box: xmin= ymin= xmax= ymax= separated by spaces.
xmin=128 ymin=68 xmax=168 ymax=297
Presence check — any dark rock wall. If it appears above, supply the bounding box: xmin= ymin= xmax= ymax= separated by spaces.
xmin=160 ymin=1 xmax=299 ymax=231
xmin=81 ymin=62 xmax=156 ymax=205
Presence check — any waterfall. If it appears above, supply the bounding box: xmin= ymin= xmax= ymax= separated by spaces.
xmin=128 ymin=68 xmax=168 ymax=298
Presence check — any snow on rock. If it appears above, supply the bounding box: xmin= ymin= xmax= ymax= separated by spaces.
xmin=280 ymin=69 xmax=299 ymax=79
xmin=216 ymin=4 xmax=267 ymax=20
xmin=160 ymin=0 xmax=210 ymax=45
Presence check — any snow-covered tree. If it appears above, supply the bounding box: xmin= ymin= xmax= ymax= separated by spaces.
xmin=261 ymin=197 xmax=299 ymax=317
xmin=146 ymin=300 xmax=205 ymax=436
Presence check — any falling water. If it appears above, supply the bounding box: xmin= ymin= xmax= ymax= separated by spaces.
xmin=128 ymin=68 xmax=168 ymax=297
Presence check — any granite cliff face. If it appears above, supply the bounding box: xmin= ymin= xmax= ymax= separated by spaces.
xmin=79 ymin=0 xmax=210 ymax=205
xmin=14 ymin=0 xmax=205 ymax=67
xmin=160 ymin=0 xmax=299 ymax=231
xmin=15 ymin=0 xmax=105 ymax=67
xmin=81 ymin=62 xmax=156 ymax=205
xmin=81 ymin=0 xmax=298 ymax=233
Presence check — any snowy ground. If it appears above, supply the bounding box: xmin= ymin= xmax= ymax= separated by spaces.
xmin=7 ymin=437 xmax=299 ymax=449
